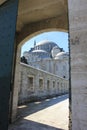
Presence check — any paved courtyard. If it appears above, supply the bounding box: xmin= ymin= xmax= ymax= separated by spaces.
xmin=9 ymin=94 xmax=69 ymax=130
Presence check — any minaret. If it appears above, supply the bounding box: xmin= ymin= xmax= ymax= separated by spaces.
xmin=34 ymin=40 xmax=36 ymax=47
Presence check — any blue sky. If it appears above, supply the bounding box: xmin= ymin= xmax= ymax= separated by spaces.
xmin=21 ymin=31 xmax=69 ymax=56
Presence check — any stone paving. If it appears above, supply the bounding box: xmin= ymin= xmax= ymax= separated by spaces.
xmin=9 ymin=94 xmax=69 ymax=130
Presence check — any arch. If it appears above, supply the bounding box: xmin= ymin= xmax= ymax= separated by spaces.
xmin=0 ymin=0 xmax=72 ymax=129
xmin=11 ymin=28 xmax=69 ymax=122
xmin=12 ymin=16 xmax=69 ymax=123
xmin=18 ymin=28 xmax=68 ymax=47
xmin=16 ymin=14 xmax=68 ymax=45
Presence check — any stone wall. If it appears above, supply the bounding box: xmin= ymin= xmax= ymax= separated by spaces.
xmin=28 ymin=58 xmax=69 ymax=79
xmin=68 ymin=0 xmax=87 ymax=130
xmin=18 ymin=63 xmax=69 ymax=105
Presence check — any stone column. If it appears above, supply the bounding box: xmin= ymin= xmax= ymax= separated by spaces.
xmin=11 ymin=45 xmax=21 ymax=122
xmin=34 ymin=73 xmax=39 ymax=98
xmin=68 ymin=0 xmax=87 ymax=130
xmin=0 ymin=0 xmax=18 ymax=129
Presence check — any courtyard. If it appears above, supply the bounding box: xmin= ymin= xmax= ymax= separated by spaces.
xmin=9 ymin=94 xmax=69 ymax=130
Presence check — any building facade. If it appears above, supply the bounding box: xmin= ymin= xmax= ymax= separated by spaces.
xmin=18 ymin=40 xmax=69 ymax=104
xmin=23 ymin=40 xmax=69 ymax=79
xmin=18 ymin=63 xmax=69 ymax=104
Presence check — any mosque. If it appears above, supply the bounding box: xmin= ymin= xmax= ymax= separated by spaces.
xmin=23 ymin=40 xmax=69 ymax=79
xmin=19 ymin=40 xmax=69 ymax=104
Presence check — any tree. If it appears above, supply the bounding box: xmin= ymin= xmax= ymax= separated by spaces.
xmin=21 ymin=56 xmax=28 ymax=64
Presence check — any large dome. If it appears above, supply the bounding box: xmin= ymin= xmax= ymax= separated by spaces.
xmin=34 ymin=40 xmax=58 ymax=54
xmin=35 ymin=40 xmax=57 ymax=46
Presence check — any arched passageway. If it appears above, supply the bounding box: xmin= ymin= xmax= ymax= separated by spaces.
xmin=11 ymin=28 xmax=69 ymax=121
xmin=1 ymin=0 xmax=87 ymax=130
xmin=0 ymin=0 xmax=70 ymax=130
xmin=9 ymin=0 xmax=70 ymax=128
xmin=11 ymin=30 xmax=69 ymax=130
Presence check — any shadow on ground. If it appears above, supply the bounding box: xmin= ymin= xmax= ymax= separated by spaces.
xmin=17 ymin=94 xmax=68 ymax=118
xmin=9 ymin=119 xmax=65 ymax=130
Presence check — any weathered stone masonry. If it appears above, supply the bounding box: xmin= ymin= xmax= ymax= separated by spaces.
xmin=68 ymin=0 xmax=87 ymax=130
xmin=18 ymin=63 xmax=69 ymax=105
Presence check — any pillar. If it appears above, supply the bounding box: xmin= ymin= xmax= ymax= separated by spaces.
xmin=68 ymin=0 xmax=87 ymax=130
xmin=0 ymin=0 xmax=18 ymax=129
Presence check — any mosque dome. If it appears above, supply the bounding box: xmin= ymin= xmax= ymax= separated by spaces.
xmin=51 ymin=45 xmax=61 ymax=58
xmin=35 ymin=40 xmax=57 ymax=46
xmin=34 ymin=40 xmax=58 ymax=54
xmin=52 ymin=46 xmax=59 ymax=49
xmin=55 ymin=52 xmax=69 ymax=60
xmin=32 ymin=50 xmax=48 ymax=53
xmin=32 ymin=49 xmax=50 ymax=59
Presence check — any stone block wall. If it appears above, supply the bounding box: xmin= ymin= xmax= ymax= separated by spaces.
xmin=18 ymin=63 xmax=69 ymax=105
xmin=68 ymin=0 xmax=87 ymax=129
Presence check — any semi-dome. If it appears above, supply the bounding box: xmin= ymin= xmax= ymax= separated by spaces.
xmin=32 ymin=49 xmax=48 ymax=53
xmin=51 ymin=45 xmax=61 ymax=58
xmin=55 ymin=52 xmax=69 ymax=60
xmin=31 ymin=49 xmax=50 ymax=59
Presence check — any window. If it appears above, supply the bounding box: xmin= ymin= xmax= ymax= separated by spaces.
xmin=47 ymin=80 xmax=50 ymax=90
xmin=39 ymin=78 xmax=43 ymax=90
xmin=57 ymin=82 xmax=59 ymax=89
xmin=28 ymin=77 xmax=34 ymax=92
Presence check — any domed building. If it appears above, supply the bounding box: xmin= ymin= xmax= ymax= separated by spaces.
xmin=23 ymin=40 xmax=69 ymax=79
xmin=55 ymin=52 xmax=69 ymax=60
xmin=19 ymin=40 xmax=69 ymax=105
xmin=51 ymin=45 xmax=62 ymax=58
xmin=34 ymin=40 xmax=58 ymax=54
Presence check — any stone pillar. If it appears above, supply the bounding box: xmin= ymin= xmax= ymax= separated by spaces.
xmin=0 ymin=0 xmax=18 ymax=129
xmin=34 ymin=74 xmax=39 ymax=97
xmin=11 ymin=45 xmax=21 ymax=122
xmin=68 ymin=0 xmax=87 ymax=130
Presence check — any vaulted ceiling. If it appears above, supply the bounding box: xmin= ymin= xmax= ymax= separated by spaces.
xmin=0 ymin=0 xmax=68 ymax=33
xmin=17 ymin=0 xmax=68 ymax=31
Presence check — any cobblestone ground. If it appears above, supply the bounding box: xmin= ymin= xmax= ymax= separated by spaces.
xmin=9 ymin=94 xmax=69 ymax=130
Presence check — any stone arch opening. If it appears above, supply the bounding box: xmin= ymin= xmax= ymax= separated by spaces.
xmin=11 ymin=28 xmax=69 ymax=129
xmin=9 ymin=0 xmax=70 ymax=129
xmin=1 ymin=0 xmax=87 ymax=130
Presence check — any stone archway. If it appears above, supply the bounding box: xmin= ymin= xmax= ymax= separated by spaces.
xmin=1 ymin=1 xmax=87 ymax=130
xmin=11 ymin=28 xmax=69 ymax=122
xmin=11 ymin=0 xmax=69 ymax=122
